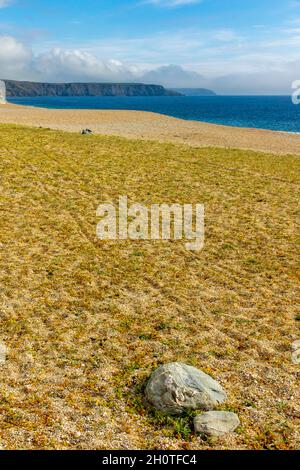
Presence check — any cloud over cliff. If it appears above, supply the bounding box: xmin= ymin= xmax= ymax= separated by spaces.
xmin=34 ymin=49 xmax=135 ymax=82
xmin=0 ymin=33 xmax=297 ymax=94
xmin=0 ymin=35 xmax=32 ymax=77
xmin=0 ymin=35 xmax=206 ymax=87
xmin=142 ymin=65 xmax=207 ymax=88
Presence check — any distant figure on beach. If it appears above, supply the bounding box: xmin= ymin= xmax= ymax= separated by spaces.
xmin=0 ymin=81 xmax=7 ymax=104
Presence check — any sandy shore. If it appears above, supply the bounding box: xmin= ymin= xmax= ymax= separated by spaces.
xmin=1 ymin=102 xmax=300 ymax=155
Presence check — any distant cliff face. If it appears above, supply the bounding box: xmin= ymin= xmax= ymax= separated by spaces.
xmin=4 ymin=80 xmax=182 ymax=97
xmin=172 ymin=88 xmax=216 ymax=96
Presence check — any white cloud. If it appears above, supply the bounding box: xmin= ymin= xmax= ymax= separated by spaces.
xmin=0 ymin=29 xmax=299 ymax=94
xmin=34 ymin=48 xmax=135 ymax=82
xmin=142 ymin=64 xmax=206 ymax=87
xmin=0 ymin=36 xmax=206 ymax=87
xmin=145 ymin=0 xmax=201 ymax=7
xmin=0 ymin=35 xmax=32 ymax=78
xmin=212 ymin=29 xmax=241 ymax=42
xmin=0 ymin=0 xmax=14 ymax=8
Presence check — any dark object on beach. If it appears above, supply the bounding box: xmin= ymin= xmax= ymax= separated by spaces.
xmin=81 ymin=129 xmax=93 ymax=135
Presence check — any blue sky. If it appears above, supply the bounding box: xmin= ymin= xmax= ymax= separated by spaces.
xmin=1 ymin=0 xmax=300 ymax=93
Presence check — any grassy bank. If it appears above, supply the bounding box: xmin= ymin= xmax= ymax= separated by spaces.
xmin=0 ymin=124 xmax=299 ymax=450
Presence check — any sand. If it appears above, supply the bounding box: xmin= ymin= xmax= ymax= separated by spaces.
xmin=1 ymin=102 xmax=300 ymax=155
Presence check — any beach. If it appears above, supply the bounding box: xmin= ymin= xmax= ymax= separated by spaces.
xmin=1 ymin=102 xmax=300 ymax=155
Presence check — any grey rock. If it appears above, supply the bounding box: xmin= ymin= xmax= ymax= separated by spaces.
xmin=292 ymin=340 xmax=300 ymax=364
xmin=194 ymin=411 xmax=240 ymax=437
xmin=145 ymin=362 xmax=227 ymax=416
xmin=291 ymin=340 xmax=300 ymax=351
xmin=0 ymin=342 xmax=7 ymax=365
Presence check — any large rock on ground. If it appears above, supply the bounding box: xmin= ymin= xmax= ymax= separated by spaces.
xmin=145 ymin=362 xmax=227 ymax=415
xmin=194 ymin=411 xmax=240 ymax=437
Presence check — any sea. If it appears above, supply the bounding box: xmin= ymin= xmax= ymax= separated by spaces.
xmin=8 ymin=95 xmax=300 ymax=133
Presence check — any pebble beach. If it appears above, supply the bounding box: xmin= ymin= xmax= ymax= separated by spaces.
xmin=1 ymin=102 xmax=300 ymax=155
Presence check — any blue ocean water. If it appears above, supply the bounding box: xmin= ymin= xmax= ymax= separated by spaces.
xmin=8 ymin=95 xmax=300 ymax=133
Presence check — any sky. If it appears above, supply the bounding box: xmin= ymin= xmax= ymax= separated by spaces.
xmin=1 ymin=0 xmax=300 ymax=94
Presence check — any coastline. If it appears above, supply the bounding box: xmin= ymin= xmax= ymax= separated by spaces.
xmin=1 ymin=102 xmax=300 ymax=155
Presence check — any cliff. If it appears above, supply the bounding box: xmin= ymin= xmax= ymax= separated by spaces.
xmin=3 ymin=80 xmax=182 ymax=97
xmin=172 ymin=88 xmax=216 ymax=96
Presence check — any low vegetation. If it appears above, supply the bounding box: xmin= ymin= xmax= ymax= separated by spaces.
xmin=0 ymin=124 xmax=299 ymax=449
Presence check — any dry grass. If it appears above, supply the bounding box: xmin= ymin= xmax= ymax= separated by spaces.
xmin=0 ymin=123 xmax=299 ymax=450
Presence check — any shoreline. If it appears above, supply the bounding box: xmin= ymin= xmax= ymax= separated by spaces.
xmin=1 ymin=102 xmax=300 ymax=155
xmin=9 ymin=100 xmax=300 ymax=136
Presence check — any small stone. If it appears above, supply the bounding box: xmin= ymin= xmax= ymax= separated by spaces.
xmin=292 ymin=340 xmax=300 ymax=364
xmin=0 ymin=342 xmax=7 ymax=365
xmin=194 ymin=411 xmax=240 ymax=437
xmin=145 ymin=362 xmax=227 ymax=416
